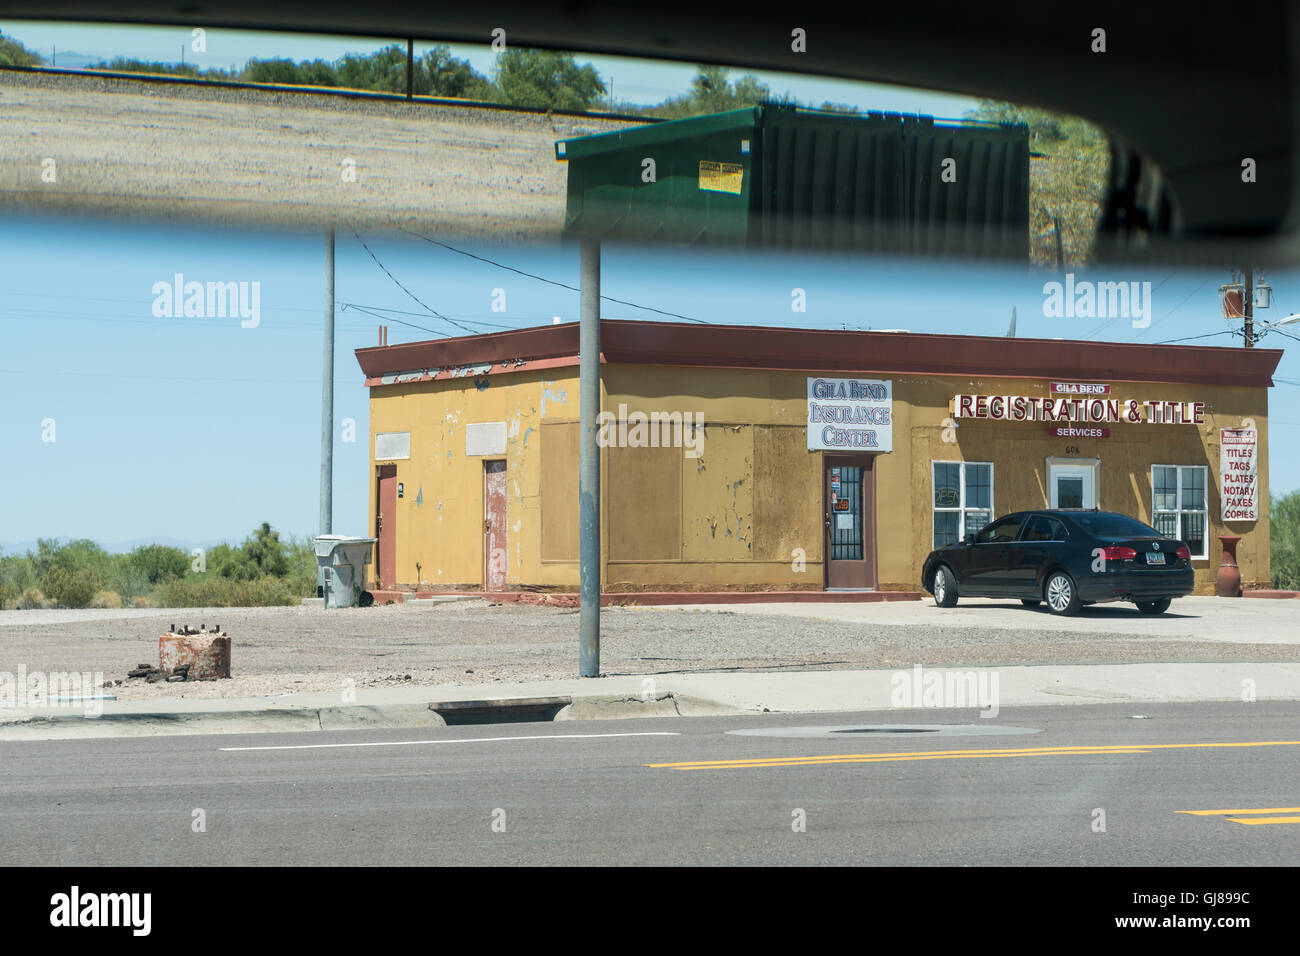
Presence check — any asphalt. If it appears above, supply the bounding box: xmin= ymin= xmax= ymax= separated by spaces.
xmin=2 ymin=701 xmax=1296 ymax=865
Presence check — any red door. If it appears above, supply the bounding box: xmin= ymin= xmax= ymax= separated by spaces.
xmin=484 ymin=460 xmax=507 ymax=591
xmin=376 ymin=465 xmax=397 ymax=588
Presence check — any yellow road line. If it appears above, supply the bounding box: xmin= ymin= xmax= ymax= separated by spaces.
xmin=648 ymin=740 xmax=1300 ymax=771
xmin=1226 ymin=816 xmax=1300 ymax=825
xmin=1177 ymin=807 xmax=1300 ymax=816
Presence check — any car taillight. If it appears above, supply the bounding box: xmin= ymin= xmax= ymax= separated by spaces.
xmin=1102 ymin=546 xmax=1137 ymax=561
xmin=1175 ymin=545 xmax=1191 ymax=560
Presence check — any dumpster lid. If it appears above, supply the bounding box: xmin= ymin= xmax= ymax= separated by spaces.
xmin=313 ymin=534 xmax=378 ymax=557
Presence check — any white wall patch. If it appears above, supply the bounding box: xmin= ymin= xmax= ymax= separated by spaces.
xmin=375 ymin=431 xmax=411 ymax=460
xmin=466 ymin=421 xmax=507 ymax=456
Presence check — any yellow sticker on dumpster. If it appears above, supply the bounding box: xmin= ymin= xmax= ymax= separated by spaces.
xmin=699 ymin=161 xmax=744 ymax=194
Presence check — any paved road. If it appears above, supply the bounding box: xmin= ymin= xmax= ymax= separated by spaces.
xmin=2 ymin=701 xmax=1296 ymax=865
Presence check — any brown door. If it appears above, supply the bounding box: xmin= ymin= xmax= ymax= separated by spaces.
xmin=484 ymin=459 xmax=508 ymax=592
xmin=376 ymin=464 xmax=397 ymax=588
xmin=824 ymin=455 xmax=877 ymax=589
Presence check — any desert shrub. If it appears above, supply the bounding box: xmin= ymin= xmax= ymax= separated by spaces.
xmin=131 ymin=595 xmax=154 ymax=609
xmin=157 ymin=575 xmax=298 ymax=608
xmin=16 ymin=588 xmax=50 ymax=609
xmin=285 ymin=536 xmax=319 ymax=596
xmin=1271 ymin=491 xmax=1300 ymax=590
xmin=40 ymin=566 xmax=101 ymax=608
xmin=127 ymin=544 xmax=189 ymax=584
xmin=90 ymin=589 xmax=123 ymax=609
xmin=242 ymin=522 xmax=289 ymax=577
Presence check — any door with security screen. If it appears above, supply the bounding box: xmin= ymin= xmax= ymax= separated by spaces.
xmin=824 ymin=455 xmax=876 ymax=589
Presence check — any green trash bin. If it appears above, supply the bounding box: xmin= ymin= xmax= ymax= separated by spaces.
xmin=556 ymin=103 xmax=1029 ymax=258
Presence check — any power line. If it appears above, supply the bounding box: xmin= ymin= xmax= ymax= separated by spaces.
xmin=0 ymin=366 xmax=318 ymax=385
xmin=0 ymin=289 xmax=326 ymax=314
xmin=1136 ymin=275 xmax=1213 ymax=340
xmin=1153 ymin=329 xmax=1237 ymax=345
xmin=406 ymin=231 xmax=710 ymax=324
xmin=1080 ymin=271 xmax=1175 ymax=340
xmin=341 ymin=302 xmax=521 ymax=331
xmin=351 ymin=232 xmax=480 ymax=335
xmin=341 ymin=303 xmax=446 ymax=338
xmin=1265 ymin=327 xmax=1300 ymax=346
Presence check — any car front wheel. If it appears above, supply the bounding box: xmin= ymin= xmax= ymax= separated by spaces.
xmin=932 ymin=566 xmax=958 ymax=608
xmin=1136 ymin=597 xmax=1172 ymax=615
xmin=1044 ymin=571 xmax=1081 ymax=616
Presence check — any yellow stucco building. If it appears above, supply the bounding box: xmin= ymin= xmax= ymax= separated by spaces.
xmin=355 ymin=320 xmax=1280 ymax=597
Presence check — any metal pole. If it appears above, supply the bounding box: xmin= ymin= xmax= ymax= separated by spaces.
xmin=406 ymin=39 xmax=414 ymax=100
xmin=321 ymin=228 xmax=335 ymax=534
xmin=579 ymin=238 xmax=601 ymax=677
xmin=1244 ymin=266 xmax=1254 ymax=348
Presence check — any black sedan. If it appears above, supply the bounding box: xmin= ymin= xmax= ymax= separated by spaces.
xmin=921 ymin=509 xmax=1195 ymax=616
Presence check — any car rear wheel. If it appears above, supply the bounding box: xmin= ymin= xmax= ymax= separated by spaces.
xmin=1136 ymin=597 xmax=1172 ymax=615
xmin=932 ymin=566 xmax=958 ymax=608
xmin=1021 ymin=599 xmax=1040 ymax=608
xmin=1044 ymin=571 xmax=1081 ymax=616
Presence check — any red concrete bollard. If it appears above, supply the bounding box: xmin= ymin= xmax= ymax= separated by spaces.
xmin=159 ymin=629 xmax=231 ymax=680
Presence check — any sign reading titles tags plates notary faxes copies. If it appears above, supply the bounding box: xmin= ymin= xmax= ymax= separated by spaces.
xmin=807 ymin=378 xmax=893 ymax=452
xmin=1220 ymin=428 xmax=1259 ymax=521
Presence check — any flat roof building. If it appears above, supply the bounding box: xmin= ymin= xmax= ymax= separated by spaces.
xmin=355 ymin=321 xmax=1280 ymax=598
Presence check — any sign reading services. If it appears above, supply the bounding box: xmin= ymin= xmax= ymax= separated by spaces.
xmin=808 ymin=378 xmax=893 ymax=452
xmin=1220 ymin=428 xmax=1258 ymax=521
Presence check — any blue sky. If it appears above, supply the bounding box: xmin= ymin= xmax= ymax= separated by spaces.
xmin=2 ymin=215 xmax=1297 ymax=552
xmin=1 ymin=22 xmax=1297 ymax=552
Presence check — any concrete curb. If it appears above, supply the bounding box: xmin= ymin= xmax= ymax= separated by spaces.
xmin=0 ymin=703 xmax=452 ymax=740
xmin=0 ymin=692 xmax=745 ymax=740
xmin=4 ymin=662 xmax=1299 ymax=741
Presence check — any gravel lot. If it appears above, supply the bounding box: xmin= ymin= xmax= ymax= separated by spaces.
xmin=1 ymin=599 xmax=1296 ymax=702
xmin=0 ymin=70 xmax=636 ymax=235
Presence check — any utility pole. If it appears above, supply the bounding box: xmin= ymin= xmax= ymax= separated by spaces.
xmin=1243 ymin=266 xmax=1254 ymax=348
xmin=321 ymin=228 xmax=335 ymax=535
xmin=406 ymin=39 xmax=413 ymax=100
xmin=579 ymin=239 xmax=601 ymax=677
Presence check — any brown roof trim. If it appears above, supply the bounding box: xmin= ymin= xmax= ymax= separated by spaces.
xmin=355 ymin=320 xmax=1283 ymax=388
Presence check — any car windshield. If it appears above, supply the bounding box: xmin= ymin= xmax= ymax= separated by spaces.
xmin=1068 ymin=513 xmax=1163 ymax=538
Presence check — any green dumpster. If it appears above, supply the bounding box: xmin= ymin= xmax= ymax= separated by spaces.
xmin=556 ymin=103 xmax=1029 ymax=258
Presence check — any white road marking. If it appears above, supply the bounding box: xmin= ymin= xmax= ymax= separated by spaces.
xmin=219 ymin=731 xmax=681 ymax=752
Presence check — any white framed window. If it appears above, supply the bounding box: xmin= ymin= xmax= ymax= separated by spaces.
xmin=1151 ymin=464 xmax=1208 ymax=559
xmin=932 ymin=461 xmax=994 ymax=548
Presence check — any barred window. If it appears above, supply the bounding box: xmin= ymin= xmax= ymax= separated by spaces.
xmin=1151 ymin=465 xmax=1208 ymax=558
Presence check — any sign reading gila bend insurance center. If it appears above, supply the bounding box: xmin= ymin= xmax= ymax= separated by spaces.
xmin=807 ymin=378 xmax=893 ymax=451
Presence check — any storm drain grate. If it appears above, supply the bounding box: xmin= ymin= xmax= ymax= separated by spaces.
xmin=831 ymin=728 xmax=940 ymax=734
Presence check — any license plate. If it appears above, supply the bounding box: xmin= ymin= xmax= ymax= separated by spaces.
xmin=1146 ymin=552 xmax=1166 ymax=565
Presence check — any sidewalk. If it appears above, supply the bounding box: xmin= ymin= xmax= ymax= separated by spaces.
xmin=4 ymin=661 xmax=1298 ymax=740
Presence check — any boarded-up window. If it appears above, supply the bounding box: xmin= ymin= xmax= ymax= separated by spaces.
xmin=753 ymin=425 xmax=821 ymax=561
xmin=375 ymin=431 xmax=410 ymax=461
xmin=541 ymin=422 xmax=579 ymax=562
xmin=609 ymin=445 xmax=682 ymax=561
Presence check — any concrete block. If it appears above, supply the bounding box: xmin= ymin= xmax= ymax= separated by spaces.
xmin=159 ymin=630 xmax=231 ymax=680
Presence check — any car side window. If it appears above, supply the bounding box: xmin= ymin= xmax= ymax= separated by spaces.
xmin=1046 ymin=517 xmax=1068 ymax=541
xmin=1021 ymin=516 xmax=1050 ymax=541
xmin=977 ymin=516 xmax=1022 ymax=543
